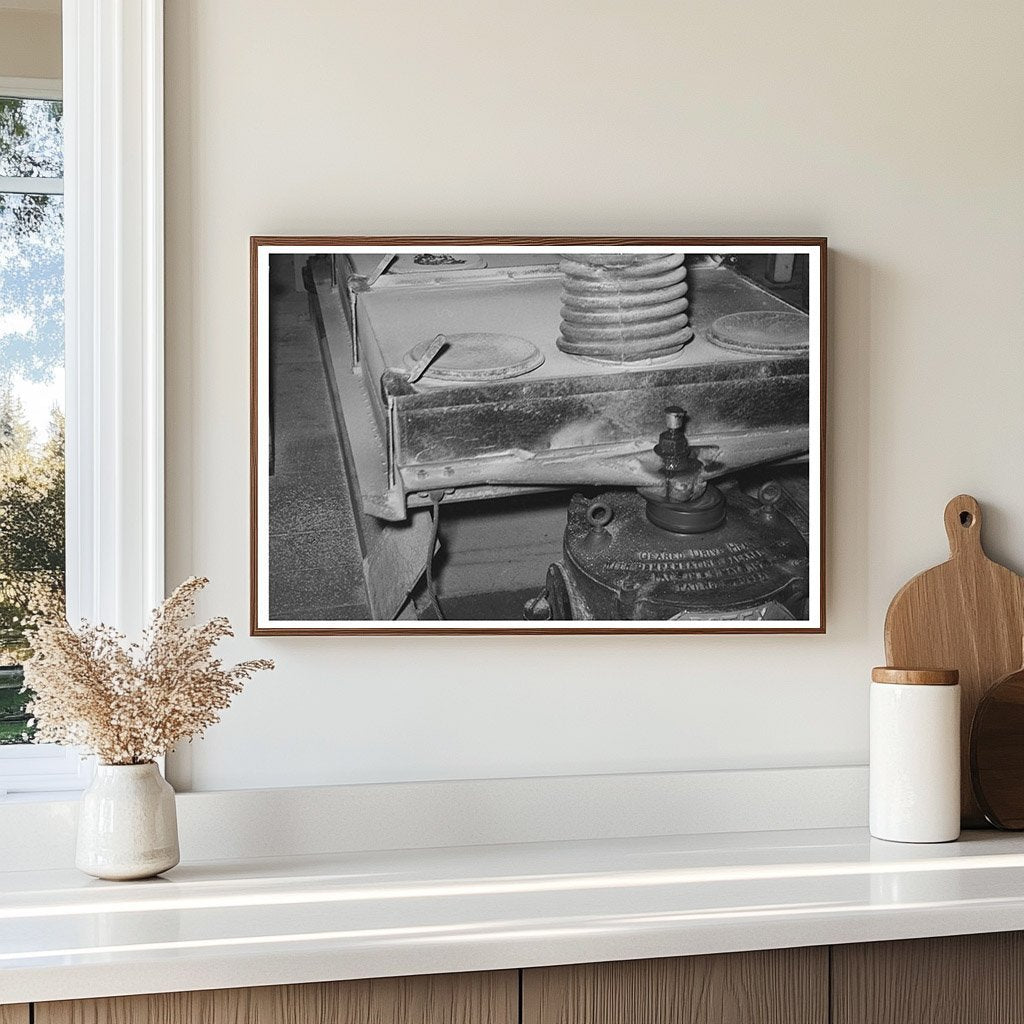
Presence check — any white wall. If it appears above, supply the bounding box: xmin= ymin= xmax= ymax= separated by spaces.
xmin=164 ymin=1 xmax=1024 ymax=791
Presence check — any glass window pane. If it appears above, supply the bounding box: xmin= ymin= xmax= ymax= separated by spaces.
xmin=0 ymin=664 xmax=28 ymax=743
xmin=0 ymin=98 xmax=63 ymax=179
xmin=0 ymin=187 xmax=65 ymax=744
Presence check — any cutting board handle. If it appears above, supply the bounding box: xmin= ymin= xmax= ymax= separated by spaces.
xmin=944 ymin=494 xmax=983 ymax=558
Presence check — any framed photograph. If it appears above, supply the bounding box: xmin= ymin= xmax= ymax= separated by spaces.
xmin=251 ymin=237 xmax=826 ymax=634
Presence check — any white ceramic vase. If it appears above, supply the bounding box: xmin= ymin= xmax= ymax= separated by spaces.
xmin=76 ymin=762 xmax=180 ymax=880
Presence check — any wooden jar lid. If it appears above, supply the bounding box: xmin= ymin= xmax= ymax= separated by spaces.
xmin=871 ymin=667 xmax=960 ymax=686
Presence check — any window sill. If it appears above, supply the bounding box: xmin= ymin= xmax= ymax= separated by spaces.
xmin=0 ymin=746 xmax=94 ymax=799
xmin=0 ymin=789 xmax=86 ymax=804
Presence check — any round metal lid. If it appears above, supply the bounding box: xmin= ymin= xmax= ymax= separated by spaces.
xmin=706 ymin=310 xmax=810 ymax=356
xmin=403 ymin=333 xmax=544 ymax=383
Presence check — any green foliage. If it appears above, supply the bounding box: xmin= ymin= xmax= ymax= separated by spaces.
xmin=0 ymin=97 xmax=62 ymax=178
xmin=0 ymin=393 xmax=64 ymax=741
xmin=0 ymin=664 xmax=29 ymax=743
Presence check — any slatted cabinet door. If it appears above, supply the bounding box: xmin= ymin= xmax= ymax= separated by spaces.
xmin=832 ymin=933 xmax=1024 ymax=1024
xmin=522 ymin=949 xmax=829 ymax=1024
xmin=0 ymin=1007 xmax=29 ymax=1024
xmin=35 ymin=971 xmax=518 ymax=1024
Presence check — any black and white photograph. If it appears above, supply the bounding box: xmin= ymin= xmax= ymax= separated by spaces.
xmin=251 ymin=239 xmax=825 ymax=633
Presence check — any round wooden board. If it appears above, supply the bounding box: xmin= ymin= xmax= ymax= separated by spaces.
xmin=971 ymin=662 xmax=1024 ymax=829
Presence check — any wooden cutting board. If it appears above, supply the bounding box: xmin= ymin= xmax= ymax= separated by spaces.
xmin=884 ymin=494 xmax=1024 ymax=826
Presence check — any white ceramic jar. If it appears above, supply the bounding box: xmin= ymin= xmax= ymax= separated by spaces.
xmin=76 ymin=762 xmax=180 ymax=880
xmin=870 ymin=667 xmax=961 ymax=843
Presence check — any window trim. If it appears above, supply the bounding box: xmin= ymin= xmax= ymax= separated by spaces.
xmin=0 ymin=0 xmax=165 ymax=796
xmin=0 ymin=175 xmax=63 ymax=194
xmin=63 ymin=0 xmax=165 ymax=635
xmin=0 ymin=77 xmax=62 ymax=102
xmin=0 ymin=744 xmax=92 ymax=796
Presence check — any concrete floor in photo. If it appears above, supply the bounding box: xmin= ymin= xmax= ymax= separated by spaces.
xmin=267 ymin=284 xmax=370 ymax=621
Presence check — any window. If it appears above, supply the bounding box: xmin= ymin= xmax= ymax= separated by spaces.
xmin=0 ymin=78 xmax=80 ymax=795
xmin=0 ymin=86 xmax=66 ymax=734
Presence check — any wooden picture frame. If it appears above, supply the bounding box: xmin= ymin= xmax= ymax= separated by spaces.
xmin=251 ymin=237 xmax=827 ymax=635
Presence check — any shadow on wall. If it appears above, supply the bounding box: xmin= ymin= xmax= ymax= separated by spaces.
xmin=826 ymin=249 xmax=872 ymax=637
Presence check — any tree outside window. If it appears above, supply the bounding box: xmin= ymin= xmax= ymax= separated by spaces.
xmin=0 ymin=94 xmax=65 ymax=744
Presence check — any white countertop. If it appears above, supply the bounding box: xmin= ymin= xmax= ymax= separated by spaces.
xmin=4 ymin=826 xmax=1024 ymax=1004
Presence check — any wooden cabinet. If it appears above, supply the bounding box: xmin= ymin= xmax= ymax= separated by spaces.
xmin=34 ymin=972 xmax=518 ymax=1024
xmin=832 ymin=932 xmax=1024 ymax=1024
xmin=14 ymin=933 xmax=1024 ymax=1024
xmin=522 ymin=948 xmax=828 ymax=1024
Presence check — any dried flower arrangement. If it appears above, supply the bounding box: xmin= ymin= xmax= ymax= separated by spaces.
xmin=23 ymin=577 xmax=273 ymax=765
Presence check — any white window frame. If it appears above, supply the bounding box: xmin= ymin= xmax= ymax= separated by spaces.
xmin=0 ymin=77 xmax=61 ymax=102
xmin=0 ymin=0 xmax=165 ymax=797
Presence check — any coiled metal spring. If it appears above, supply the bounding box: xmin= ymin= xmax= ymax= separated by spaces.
xmin=556 ymin=254 xmax=694 ymax=362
